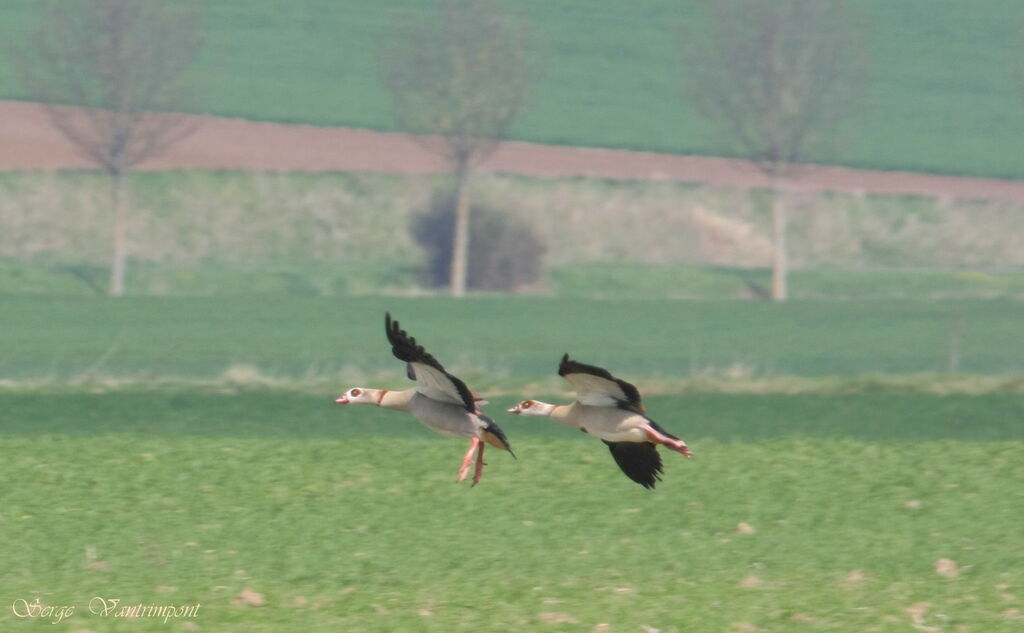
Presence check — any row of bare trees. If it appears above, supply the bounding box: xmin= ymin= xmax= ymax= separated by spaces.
xmin=12 ymin=0 xmax=866 ymax=300
xmin=385 ymin=0 xmax=865 ymax=300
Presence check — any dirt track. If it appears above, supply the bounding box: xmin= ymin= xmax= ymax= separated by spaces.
xmin=4 ymin=100 xmax=1024 ymax=203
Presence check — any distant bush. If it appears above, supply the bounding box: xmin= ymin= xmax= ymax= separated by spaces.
xmin=410 ymin=191 xmax=545 ymax=292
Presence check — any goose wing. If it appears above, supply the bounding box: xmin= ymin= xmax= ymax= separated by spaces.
xmin=603 ymin=441 xmax=663 ymax=489
xmin=558 ymin=354 xmax=645 ymax=414
xmin=385 ymin=313 xmax=475 ymax=412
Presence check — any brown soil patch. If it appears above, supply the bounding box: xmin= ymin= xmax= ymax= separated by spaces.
xmin=4 ymin=100 xmax=1024 ymax=203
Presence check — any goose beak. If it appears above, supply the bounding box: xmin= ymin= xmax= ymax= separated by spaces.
xmin=506 ymin=405 xmax=521 ymax=415
xmin=335 ymin=395 xmax=349 ymax=405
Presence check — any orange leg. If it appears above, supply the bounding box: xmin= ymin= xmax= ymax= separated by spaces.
xmin=471 ymin=441 xmax=487 ymax=488
xmin=456 ymin=437 xmax=482 ymax=483
xmin=641 ymin=423 xmax=693 ymax=458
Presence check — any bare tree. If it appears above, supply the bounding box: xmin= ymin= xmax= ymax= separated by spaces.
xmin=680 ymin=0 xmax=865 ymax=300
xmin=14 ymin=0 xmax=201 ymax=296
xmin=382 ymin=0 xmax=528 ymax=297
xmin=1018 ymin=23 xmax=1024 ymax=104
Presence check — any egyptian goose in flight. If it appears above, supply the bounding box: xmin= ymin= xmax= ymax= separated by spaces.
xmin=507 ymin=354 xmax=691 ymax=489
xmin=335 ymin=313 xmax=514 ymax=487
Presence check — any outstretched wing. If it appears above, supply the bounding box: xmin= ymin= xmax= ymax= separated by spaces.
xmin=558 ymin=354 xmax=645 ymax=414
xmin=603 ymin=441 xmax=663 ymax=489
xmin=385 ymin=313 xmax=476 ymax=412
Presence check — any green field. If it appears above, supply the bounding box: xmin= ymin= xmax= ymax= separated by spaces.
xmin=2 ymin=390 xmax=1023 ymax=632
xmin=3 ymin=295 xmax=1023 ymax=631
xmin=2 ymin=296 xmax=1023 ymax=382
xmin=8 ymin=257 xmax=1024 ymax=303
xmin=0 ymin=1 xmax=1023 ymax=178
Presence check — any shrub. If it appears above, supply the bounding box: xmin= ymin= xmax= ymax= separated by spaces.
xmin=410 ymin=191 xmax=545 ymax=292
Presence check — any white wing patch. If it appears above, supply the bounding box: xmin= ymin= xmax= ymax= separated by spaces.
xmin=410 ymin=361 xmax=466 ymax=406
xmin=563 ymin=372 xmax=628 ymax=407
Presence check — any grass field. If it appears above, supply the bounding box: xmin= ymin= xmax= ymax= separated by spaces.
xmin=3 ymin=294 xmax=1022 ymax=630
xmin=2 ymin=296 xmax=1023 ymax=382
xmin=9 ymin=257 xmax=1024 ymax=302
xmin=2 ymin=390 xmax=1023 ymax=632
xmin=0 ymin=1 xmax=1023 ymax=178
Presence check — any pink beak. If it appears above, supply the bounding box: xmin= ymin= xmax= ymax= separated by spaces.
xmin=334 ymin=395 xmax=349 ymax=404
xmin=506 ymin=406 xmax=520 ymax=414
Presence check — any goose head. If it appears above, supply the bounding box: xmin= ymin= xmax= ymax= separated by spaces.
xmin=506 ymin=399 xmax=556 ymax=416
xmin=334 ymin=387 xmax=377 ymax=405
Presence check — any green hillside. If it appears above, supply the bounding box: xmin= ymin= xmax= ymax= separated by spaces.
xmin=0 ymin=1 xmax=1022 ymax=178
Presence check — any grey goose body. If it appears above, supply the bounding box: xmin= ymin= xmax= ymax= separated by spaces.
xmin=335 ymin=313 xmax=513 ymax=486
xmin=508 ymin=354 xmax=690 ymax=488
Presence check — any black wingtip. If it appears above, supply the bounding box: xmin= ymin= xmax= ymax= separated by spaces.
xmin=385 ymin=313 xmax=396 ymax=343
xmin=383 ymin=313 xmax=477 ymax=413
xmin=385 ymin=313 xmax=418 ymax=363
xmin=557 ymin=353 xmax=572 ymax=376
xmin=604 ymin=441 xmax=664 ymax=489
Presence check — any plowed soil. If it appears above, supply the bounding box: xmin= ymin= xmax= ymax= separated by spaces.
xmin=4 ymin=100 xmax=1023 ymax=202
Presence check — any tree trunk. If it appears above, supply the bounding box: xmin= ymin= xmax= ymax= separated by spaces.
xmin=449 ymin=168 xmax=471 ymax=297
xmin=947 ymin=316 xmax=964 ymax=374
xmin=108 ymin=169 xmax=128 ymax=297
xmin=769 ymin=183 xmax=788 ymax=302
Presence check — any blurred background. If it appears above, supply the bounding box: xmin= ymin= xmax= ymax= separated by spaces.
xmin=1 ymin=2 xmax=1023 ymax=632
xmin=0 ymin=0 xmax=1023 ymax=303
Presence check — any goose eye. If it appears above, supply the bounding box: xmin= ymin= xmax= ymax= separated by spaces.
xmin=522 ymin=400 xmax=533 ymax=409
xmin=351 ymin=388 xmax=362 ymax=397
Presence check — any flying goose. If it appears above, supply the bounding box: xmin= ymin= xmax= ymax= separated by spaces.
xmin=335 ymin=313 xmax=514 ymax=487
xmin=507 ymin=354 xmax=691 ymax=488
